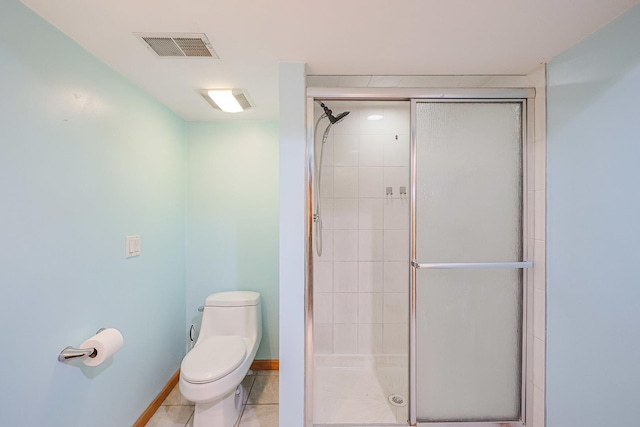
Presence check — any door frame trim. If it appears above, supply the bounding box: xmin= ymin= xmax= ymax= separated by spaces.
xmin=307 ymin=87 xmax=534 ymax=100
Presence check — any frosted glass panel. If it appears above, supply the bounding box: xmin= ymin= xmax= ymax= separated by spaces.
xmin=416 ymin=268 xmax=522 ymax=421
xmin=415 ymin=102 xmax=522 ymax=263
xmin=414 ymin=102 xmax=523 ymax=422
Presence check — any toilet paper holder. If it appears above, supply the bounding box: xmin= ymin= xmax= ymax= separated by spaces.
xmin=58 ymin=328 xmax=106 ymax=362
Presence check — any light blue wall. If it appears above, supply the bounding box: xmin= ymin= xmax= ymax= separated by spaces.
xmin=547 ymin=4 xmax=640 ymax=426
xmin=185 ymin=121 xmax=279 ymax=360
xmin=278 ymin=62 xmax=307 ymax=427
xmin=0 ymin=2 xmax=186 ymax=426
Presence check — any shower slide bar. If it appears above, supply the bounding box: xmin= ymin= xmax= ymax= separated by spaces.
xmin=411 ymin=260 xmax=533 ymax=269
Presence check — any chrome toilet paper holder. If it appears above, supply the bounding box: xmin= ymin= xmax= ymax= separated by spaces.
xmin=58 ymin=328 xmax=106 ymax=362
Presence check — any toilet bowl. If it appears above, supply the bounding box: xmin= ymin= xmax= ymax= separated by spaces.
xmin=179 ymin=291 xmax=262 ymax=427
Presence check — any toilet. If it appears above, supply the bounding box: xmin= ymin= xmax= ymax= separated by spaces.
xmin=179 ymin=291 xmax=262 ymax=427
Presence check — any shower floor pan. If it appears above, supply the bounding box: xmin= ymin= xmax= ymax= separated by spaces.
xmin=313 ymin=355 xmax=407 ymax=425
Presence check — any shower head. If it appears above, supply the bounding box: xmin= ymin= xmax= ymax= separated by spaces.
xmin=332 ymin=111 xmax=350 ymax=124
xmin=320 ymin=102 xmax=350 ymax=125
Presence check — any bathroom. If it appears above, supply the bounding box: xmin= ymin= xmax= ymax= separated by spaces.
xmin=3 ymin=1 xmax=640 ymax=427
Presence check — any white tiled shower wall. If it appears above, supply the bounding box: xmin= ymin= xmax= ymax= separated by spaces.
xmin=313 ymin=101 xmax=411 ymax=355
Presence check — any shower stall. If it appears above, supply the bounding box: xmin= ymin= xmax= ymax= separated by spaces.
xmin=311 ymin=100 xmax=411 ymax=425
xmin=306 ymin=91 xmax=533 ymax=427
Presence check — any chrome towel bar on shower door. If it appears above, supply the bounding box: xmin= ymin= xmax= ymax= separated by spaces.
xmin=411 ymin=260 xmax=533 ymax=269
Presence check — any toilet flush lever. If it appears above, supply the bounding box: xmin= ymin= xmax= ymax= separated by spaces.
xmin=198 ymin=306 xmax=204 ymax=312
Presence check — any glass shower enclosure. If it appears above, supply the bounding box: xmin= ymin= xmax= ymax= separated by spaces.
xmin=307 ymin=93 xmax=531 ymax=427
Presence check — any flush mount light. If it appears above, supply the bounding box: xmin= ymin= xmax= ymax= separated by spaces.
xmin=367 ymin=114 xmax=383 ymax=121
xmin=200 ymin=89 xmax=253 ymax=113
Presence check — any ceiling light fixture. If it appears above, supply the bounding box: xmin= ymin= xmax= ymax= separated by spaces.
xmin=367 ymin=114 xmax=383 ymax=121
xmin=200 ymin=89 xmax=253 ymax=113
xmin=208 ymin=90 xmax=242 ymax=113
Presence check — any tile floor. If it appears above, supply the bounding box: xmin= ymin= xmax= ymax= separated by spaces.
xmin=146 ymin=370 xmax=279 ymax=427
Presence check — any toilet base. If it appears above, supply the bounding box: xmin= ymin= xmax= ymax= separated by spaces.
xmin=193 ymin=384 xmax=244 ymax=427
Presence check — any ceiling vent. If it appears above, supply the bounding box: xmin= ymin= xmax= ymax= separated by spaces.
xmin=134 ymin=33 xmax=219 ymax=58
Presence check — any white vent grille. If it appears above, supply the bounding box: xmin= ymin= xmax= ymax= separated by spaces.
xmin=233 ymin=92 xmax=252 ymax=110
xmin=173 ymin=38 xmax=212 ymax=57
xmin=135 ymin=33 xmax=219 ymax=58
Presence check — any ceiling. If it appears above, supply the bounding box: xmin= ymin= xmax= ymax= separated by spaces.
xmin=22 ymin=0 xmax=640 ymax=121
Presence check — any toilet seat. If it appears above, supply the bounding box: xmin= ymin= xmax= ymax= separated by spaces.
xmin=181 ymin=335 xmax=246 ymax=384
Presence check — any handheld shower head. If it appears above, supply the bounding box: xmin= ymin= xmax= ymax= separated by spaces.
xmin=332 ymin=111 xmax=350 ymax=124
xmin=320 ymin=102 xmax=351 ymax=124
xmin=313 ymin=103 xmax=350 ymax=257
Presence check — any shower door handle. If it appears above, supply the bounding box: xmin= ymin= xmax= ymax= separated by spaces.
xmin=411 ymin=260 xmax=532 ymax=269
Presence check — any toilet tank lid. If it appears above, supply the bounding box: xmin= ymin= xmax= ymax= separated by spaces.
xmin=205 ymin=291 xmax=260 ymax=307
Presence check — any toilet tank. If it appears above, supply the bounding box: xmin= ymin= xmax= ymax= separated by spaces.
xmin=198 ymin=291 xmax=261 ymax=342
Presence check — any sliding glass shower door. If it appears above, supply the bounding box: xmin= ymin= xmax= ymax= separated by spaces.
xmin=411 ymin=101 xmax=529 ymax=425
